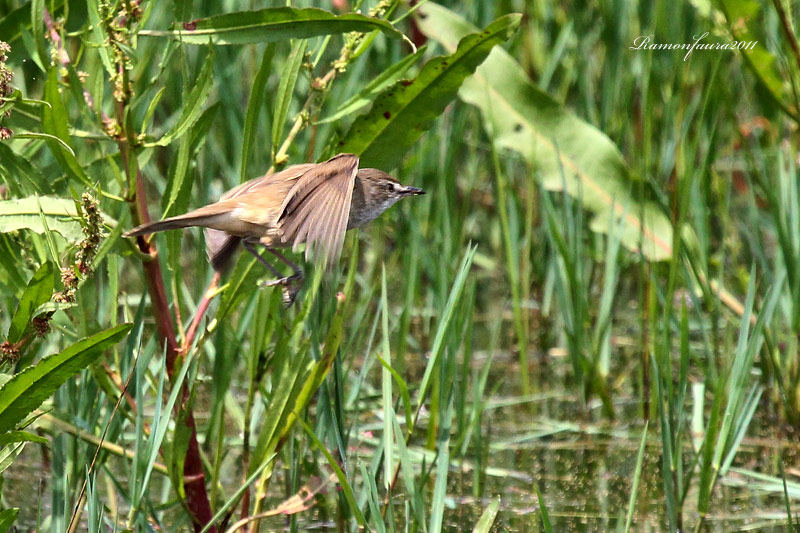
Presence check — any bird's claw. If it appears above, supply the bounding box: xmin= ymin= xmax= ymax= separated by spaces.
xmin=258 ymin=272 xmax=303 ymax=288
xmin=259 ymin=273 xmax=303 ymax=307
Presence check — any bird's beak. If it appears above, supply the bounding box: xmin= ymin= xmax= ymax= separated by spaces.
xmin=401 ymin=186 xmax=425 ymax=196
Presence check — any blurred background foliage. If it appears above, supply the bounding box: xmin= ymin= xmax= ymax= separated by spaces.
xmin=1 ymin=0 xmax=800 ymax=531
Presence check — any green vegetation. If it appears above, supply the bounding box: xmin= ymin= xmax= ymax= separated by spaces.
xmin=0 ymin=0 xmax=799 ymax=530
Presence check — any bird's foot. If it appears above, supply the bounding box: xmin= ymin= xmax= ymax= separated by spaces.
xmin=258 ymin=272 xmax=303 ymax=288
xmin=259 ymin=272 xmax=303 ymax=307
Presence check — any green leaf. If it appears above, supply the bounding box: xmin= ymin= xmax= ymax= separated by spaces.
xmin=472 ymin=498 xmax=500 ymax=533
xmin=197 ymin=457 xmax=274 ymax=533
xmin=0 ymin=508 xmax=18 ymax=533
xmin=416 ymin=3 xmax=674 ymax=261
xmin=7 ymin=261 xmax=54 ymax=344
xmin=0 ymin=441 xmax=24 ymax=475
xmin=250 ymin=281 xmax=346 ymax=474
xmin=139 ymin=7 xmax=404 ymax=45
xmin=41 ymin=70 xmax=92 ymax=187
xmin=0 ymin=2 xmax=32 ymax=44
xmin=271 ymin=39 xmax=307 ymax=159
xmin=624 ymin=422 xmax=648 ymax=533
xmin=0 ymin=430 xmax=48 ymax=446
xmin=0 ymin=196 xmax=92 ymax=242
xmin=336 ymin=13 xmax=521 ymax=169
xmin=150 ymin=47 xmax=215 ymax=147
xmin=241 ymin=44 xmax=275 ymax=181
xmin=0 ymin=323 xmax=132 ymax=433
xmin=13 ymin=132 xmax=76 ymax=156
xmin=31 ymin=0 xmax=47 ymax=68
xmin=139 ymin=86 xmax=167 ymax=136
xmin=0 ymin=90 xmax=53 ymax=113
xmin=715 ymin=0 xmax=794 ymax=118
xmin=299 ymin=418 xmax=368 ymax=527
xmin=414 ymin=244 xmax=476 ymax=421
xmin=535 ymin=483 xmax=553 ymax=532
xmin=0 ymin=143 xmax=49 ymax=195
xmin=86 ymin=0 xmax=115 ymax=75
xmin=317 ymin=45 xmax=427 ymax=125
xmin=161 ymin=126 xmax=191 ymax=219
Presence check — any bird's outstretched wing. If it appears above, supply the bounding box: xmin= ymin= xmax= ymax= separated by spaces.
xmin=204 ymin=163 xmax=315 ymax=269
xmin=277 ymin=153 xmax=359 ymax=266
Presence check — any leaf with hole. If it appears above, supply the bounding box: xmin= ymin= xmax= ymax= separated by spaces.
xmin=336 ymin=13 xmax=521 ymax=170
xmin=140 ymin=7 xmax=404 ymax=45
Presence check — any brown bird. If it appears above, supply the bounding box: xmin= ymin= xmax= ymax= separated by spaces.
xmin=124 ymin=153 xmax=425 ymax=287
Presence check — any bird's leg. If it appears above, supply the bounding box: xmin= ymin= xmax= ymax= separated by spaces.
xmin=242 ymin=239 xmax=302 ymax=291
xmin=242 ymin=240 xmax=284 ymax=279
xmin=260 ymin=247 xmax=303 ymax=307
xmin=263 ymin=248 xmax=303 ymax=282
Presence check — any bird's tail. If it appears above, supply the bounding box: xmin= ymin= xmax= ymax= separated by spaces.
xmin=123 ymin=212 xmax=223 ymax=238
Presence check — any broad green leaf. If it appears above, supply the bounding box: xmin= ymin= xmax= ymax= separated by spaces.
xmin=0 ymin=323 xmax=132 ymax=433
xmin=0 ymin=143 xmax=49 ymax=195
xmin=0 ymin=430 xmax=48 ymax=446
xmin=271 ymin=39 xmax=307 ymax=159
xmin=0 ymin=196 xmax=92 ymax=242
xmin=336 ymin=14 xmax=521 ymax=169
xmin=41 ymin=70 xmax=92 ymax=186
xmin=139 ymin=7 xmax=404 ymax=45
xmin=317 ymin=45 xmax=427 ymax=124
xmin=149 ymin=47 xmax=214 ymax=147
xmin=0 ymin=508 xmax=18 ymax=533
xmin=714 ymin=0 xmax=793 ymax=117
xmin=7 ymin=260 xmax=54 ymax=343
xmin=416 ymin=3 xmax=674 ymax=261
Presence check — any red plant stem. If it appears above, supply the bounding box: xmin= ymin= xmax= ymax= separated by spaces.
xmin=127 ymin=160 xmax=216 ymax=533
xmin=42 ymin=7 xmax=218 ymax=530
xmin=42 ymin=10 xmax=70 ymax=67
xmin=182 ymin=271 xmax=222 ymax=354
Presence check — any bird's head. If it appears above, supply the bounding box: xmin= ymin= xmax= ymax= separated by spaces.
xmin=350 ymin=168 xmax=425 ymax=228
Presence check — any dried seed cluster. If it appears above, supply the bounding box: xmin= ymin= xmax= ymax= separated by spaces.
xmin=0 ymin=40 xmax=13 ymax=140
xmin=98 ymin=0 xmax=142 ymax=103
xmin=55 ymin=193 xmax=104 ymax=303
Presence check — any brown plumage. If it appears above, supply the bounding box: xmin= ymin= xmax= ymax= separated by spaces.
xmin=124 ymin=153 xmax=424 ymax=281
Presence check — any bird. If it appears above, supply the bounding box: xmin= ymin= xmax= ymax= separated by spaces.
xmin=124 ymin=153 xmax=425 ymax=290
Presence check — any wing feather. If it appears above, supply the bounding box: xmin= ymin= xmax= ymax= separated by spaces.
xmin=278 ymin=153 xmax=358 ymax=265
xmin=204 ymin=163 xmax=314 ymax=268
